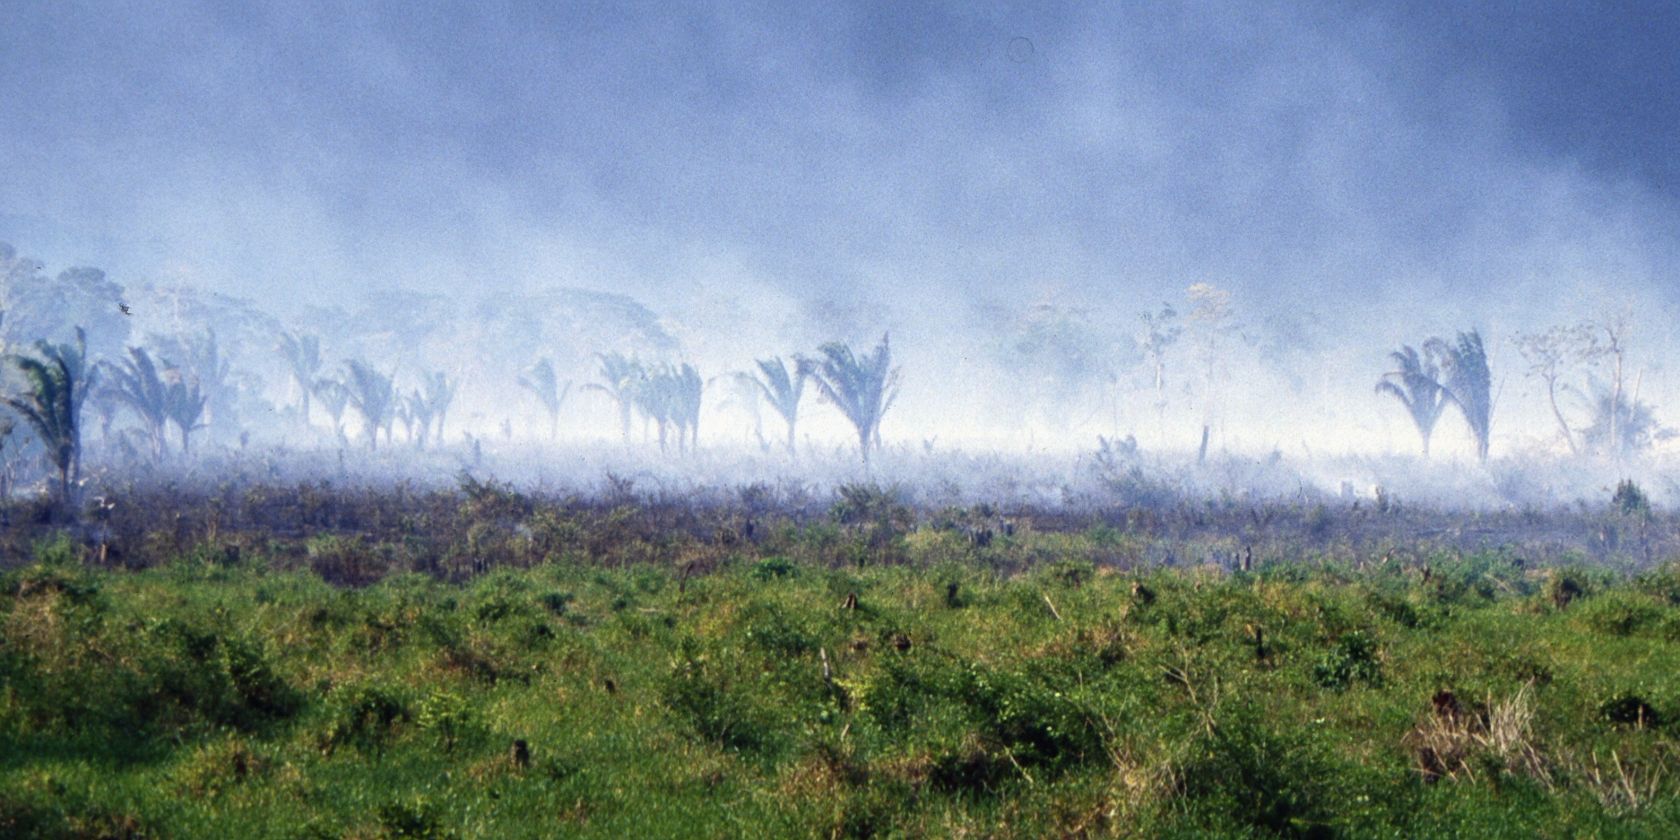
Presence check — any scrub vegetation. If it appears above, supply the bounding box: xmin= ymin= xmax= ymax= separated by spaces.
xmin=5 ymin=481 xmax=1680 ymax=837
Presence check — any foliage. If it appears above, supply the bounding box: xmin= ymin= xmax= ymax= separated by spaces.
xmin=344 ymin=359 xmax=396 ymax=451
xmin=1426 ymin=330 xmax=1493 ymax=462
xmin=748 ymin=356 xmax=810 ymax=456
xmin=3 ymin=327 xmax=93 ymax=506
xmin=809 ymin=334 xmax=899 ymax=463
xmin=1376 ymin=344 xmax=1447 ymax=457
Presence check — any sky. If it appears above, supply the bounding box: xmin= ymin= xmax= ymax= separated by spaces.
xmin=4 ymin=1 xmax=1680 ymax=454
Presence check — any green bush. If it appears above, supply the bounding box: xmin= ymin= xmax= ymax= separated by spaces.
xmin=1313 ymin=631 xmax=1382 ymax=690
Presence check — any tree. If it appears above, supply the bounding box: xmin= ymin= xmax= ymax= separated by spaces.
xmin=1578 ymin=376 xmax=1671 ymax=456
xmin=103 ymin=347 xmax=174 ymax=460
xmin=421 ymin=371 xmax=456 ymax=445
xmin=1514 ymin=325 xmax=1591 ymax=455
xmin=1185 ymin=283 xmax=1242 ymax=437
xmin=518 ymin=358 xmax=571 ymax=441
xmin=3 ymin=327 xmax=94 ymax=506
xmin=1426 ymin=330 xmax=1493 ymax=462
xmin=1375 ymin=345 xmax=1448 ymax=457
xmin=343 ymin=360 xmax=395 ymax=451
xmin=313 ymin=376 xmax=350 ymax=444
xmin=151 ymin=329 xmax=233 ymax=439
xmin=747 ymin=356 xmax=809 ymax=456
xmin=587 ymin=352 xmax=644 ymax=444
xmin=1579 ymin=313 xmax=1632 ymax=457
xmin=404 ymin=389 xmax=434 ymax=449
xmin=631 ymin=363 xmax=680 ymax=453
xmin=278 ymin=330 xmax=322 ymax=424
xmin=674 ymin=362 xmax=703 ymax=453
xmin=810 ymin=334 xmax=900 ymax=463
xmin=163 ymin=370 xmax=207 ymax=455
xmin=1138 ymin=303 xmax=1181 ymax=429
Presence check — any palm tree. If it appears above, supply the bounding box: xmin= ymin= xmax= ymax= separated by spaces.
xmin=421 ymin=371 xmax=456 ymax=445
xmin=518 ymin=358 xmax=571 ymax=441
xmin=632 ymin=363 xmax=679 ymax=452
xmin=810 ymin=334 xmax=900 ymax=463
xmin=4 ymin=327 xmax=94 ymax=506
xmin=404 ymin=389 xmax=435 ymax=448
xmin=343 ymin=360 xmax=395 ymax=451
xmin=104 ymin=347 xmax=174 ymax=460
xmin=748 ymin=356 xmax=808 ymax=456
xmin=278 ymin=330 xmax=322 ymax=423
xmin=587 ymin=352 xmax=644 ymax=444
xmin=155 ymin=329 xmax=233 ymax=436
xmin=674 ymin=362 xmax=703 ymax=453
xmin=313 ymin=376 xmax=351 ymax=443
xmin=1426 ymin=330 xmax=1493 ymax=462
xmin=163 ymin=371 xmax=207 ymax=455
xmin=1375 ymin=345 xmax=1447 ymax=457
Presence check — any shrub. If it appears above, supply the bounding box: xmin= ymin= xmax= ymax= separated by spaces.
xmin=1613 ymin=480 xmax=1652 ymax=518
xmin=1313 ymin=631 xmax=1382 ymax=690
xmin=661 ymin=641 xmax=780 ymax=755
xmin=321 ymin=683 xmax=410 ymax=755
xmin=1181 ymin=706 xmax=1338 ymax=835
xmin=416 ymin=689 xmax=481 ymax=753
xmin=749 ymin=556 xmax=797 ymax=581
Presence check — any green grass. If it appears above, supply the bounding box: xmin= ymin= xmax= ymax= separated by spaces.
xmin=6 ymin=536 xmax=1680 ymax=837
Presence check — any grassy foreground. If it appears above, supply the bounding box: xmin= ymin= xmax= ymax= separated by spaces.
xmin=6 ymin=536 xmax=1680 ymax=837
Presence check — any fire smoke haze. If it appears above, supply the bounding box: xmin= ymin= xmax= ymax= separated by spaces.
xmin=5 ymin=1 xmax=1680 ymax=459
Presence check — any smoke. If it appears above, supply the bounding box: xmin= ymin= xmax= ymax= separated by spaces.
xmin=5 ymin=2 xmax=1680 ymax=462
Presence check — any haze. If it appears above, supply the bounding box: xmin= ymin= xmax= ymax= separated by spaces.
xmin=4 ymin=1 xmax=1680 ymax=498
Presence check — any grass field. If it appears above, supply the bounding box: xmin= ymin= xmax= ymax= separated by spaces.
xmin=5 ymin=483 xmax=1680 ymax=837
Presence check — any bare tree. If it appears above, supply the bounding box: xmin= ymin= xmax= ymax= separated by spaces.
xmin=1579 ymin=312 xmax=1632 ymax=457
xmin=1514 ymin=325 xmax=1594 ymax=455
xmin=1138 ymin=303 xmax=1181 ymax=429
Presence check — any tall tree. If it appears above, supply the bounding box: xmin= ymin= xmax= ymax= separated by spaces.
xmin=748 ymin=356 xmax=808 ymax=456
xmin=3 ymin=327 xmax=94 ymax=506
xmin=313 ymin=376 xmax=350 ymax=444
xmin=1514 ymin=325 xmax=1591 ymax=455
xmin=152 ymin=329 xmax=233 ymax=438
xmin=1426 ymin=330 xmax=1493 ymax=463
xmin=518 ymin=357 xmax=571 ymax=440
xmin=810 ymin=334 xmax=900 ymax=463
xmin=278 ymin=330 xmax=322 ymax=424
xmin=1138 ymin=303 xmax=1181 ymax=430
xmin=343 ymin=360 xmax=395 ymax=451
xmin=1579 ymin=313 xmax=1632 ymax=457
xmin=103 ymin=347 xmax=173 ymax=460
xmin=421 ymin=371 xmax=456 ymax=445
xmin=163 ymin=371 xmax=207 ymax=455
xmin=632 ymin=363 xmax=679 ymax=453
xmin=404 ymin=389 xmax=434 ymax=449
xmin=675 ymin=363 xmax=703 ymax=453
xmin=587 ymin=352 xmax=644 ymax=444
xmin=1375 ymin=345 xmax=1448 ymax=457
